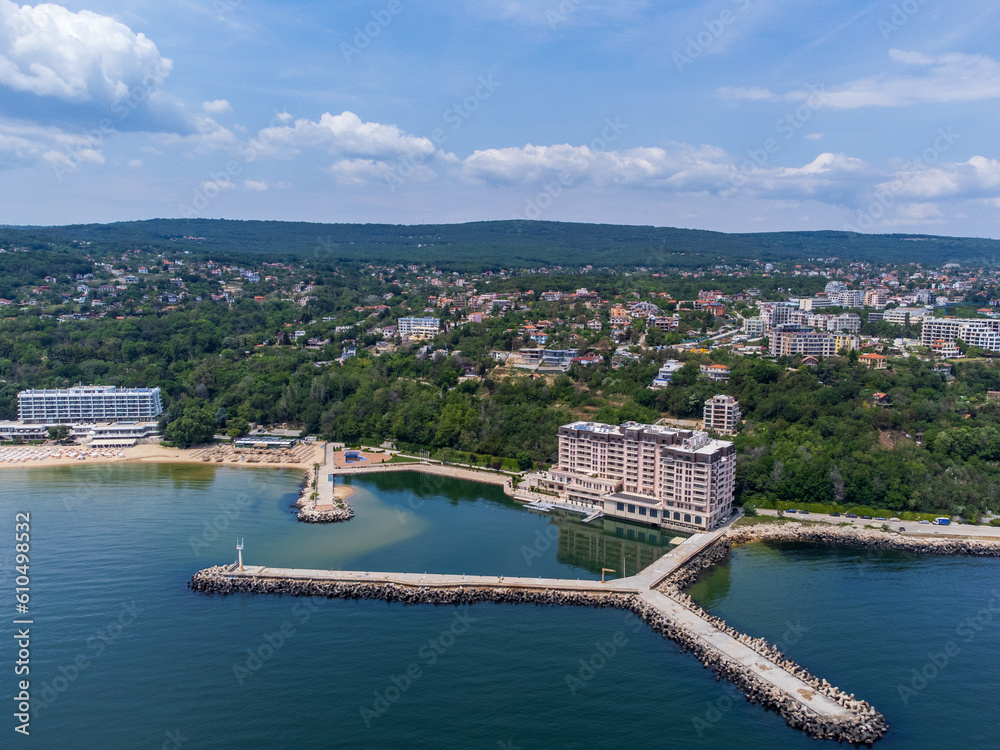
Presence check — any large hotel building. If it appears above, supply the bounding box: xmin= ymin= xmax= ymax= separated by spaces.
xmin=528 ymin=421 xmax=736 ymax=532
xmin=1 ymin=386 xmax=164 ymax=445
xmin=17 ymin=386 xmax=164 ymax=424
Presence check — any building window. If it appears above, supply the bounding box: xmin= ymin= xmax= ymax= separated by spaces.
xmin=684 ymin=514 xmax=691 ymax=523
xmin=616 ymin=502 xmax=624 ymax=511
xmin=695 ymin=516 xmax=702 ymax=525
xmin=638 ymin=506 xmax=646 ymax=516
xmin=627 ymin=504 xmax=635 ymax=513
xmin=674 ymin=512 xmax=680 ymax=520
xmin=650 ymin=509 xmax=658 ymax=518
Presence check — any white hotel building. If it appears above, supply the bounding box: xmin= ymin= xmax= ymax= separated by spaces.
xmin=18 ymin=386 xmax=164 ymax=424
xmin=527 ymin=421 xmax=735 ymax=532
xmin=1 ymin=386 xmax=164 ymax=445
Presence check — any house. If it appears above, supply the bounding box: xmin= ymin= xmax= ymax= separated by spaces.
xmin=872 ymin=392 xmax=891 ymax=407
xmin=858 ymin=353 xmax=888 ymax=369
xmin=571 ymin=354 xmax=603 ymax=366
xmin=700 ymin=364 xmax=731 ymax=382
xmin=800 ymin=355 xmax=820 ymax=367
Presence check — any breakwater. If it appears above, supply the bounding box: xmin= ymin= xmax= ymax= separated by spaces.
xmin=189 ymin=521 xmax=897 ymax=744
xmin=294 ymin=468 xmax=355 ymax=523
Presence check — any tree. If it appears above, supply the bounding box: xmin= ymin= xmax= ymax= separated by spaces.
xmin=227 ymin=417 xmax=250 ymax=439
xmin=47 ymin=425 xmax=70 ymax=442
xmin=516 ymin=451 xmax=533 ymax=471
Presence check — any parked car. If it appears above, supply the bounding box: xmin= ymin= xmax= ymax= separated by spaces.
xmin=919 ymin=519 xmax=930 ymax=524
xmin=875 ymin=516 xmax=887 ymax=521
xmin=845 ymin=513 xmax=858 ymax=518
xmin=861 ymin=515 xmax=873 ymax=520
xmin=786 ymin=509 xmax=797 ymax=513
xmin=829 ymin=512 xmax=841 ymax=517
xmin=799 ymin=510 xmax=810 ymax=515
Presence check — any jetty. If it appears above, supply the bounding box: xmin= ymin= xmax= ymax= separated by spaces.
xmin=190 ymin=522 xmax=888 ymax=744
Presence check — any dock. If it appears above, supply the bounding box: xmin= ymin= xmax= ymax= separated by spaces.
xmin=190 ymin=525 xmax=886 ymax=743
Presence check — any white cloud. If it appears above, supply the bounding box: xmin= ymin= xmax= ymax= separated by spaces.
xmin=244 ymin=179 xmax=267 ymax=191
xmin=202 ymin=99 xmax=232 ymax=114
xmin=199 ymin=178 xmax=236 ymax=193
xmin=128 ymin=158 xmax=143 ymax=168
xmin=883 ymin=156 xmax=1000 ymax=199
xmin=0 ymin=0 xmax=172 ymax=105
xmin=461 ymin=142 xmax=731 ymax=190
xmin=725 ymin=50 xmax=1000 ymax=108
xmin=248 ymin=111 xmax=444 ymax=163
xmin=0 ymin=117 xmax=105 ymax=169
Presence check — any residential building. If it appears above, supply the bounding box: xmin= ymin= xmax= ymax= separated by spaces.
xmin=864 ymin=288 xmax=889 ymax=308
xmin=703 ymin=395 xmax=740 ymax=436
xmin=650 ymin=360 xmax=684 ymax=389
xmin=858 ymin=353 xmax=888 ymax=369
xmin=397 ymin=316 xmax=441 ymax=340
xmin=743 ymin=317 xmax=766 ymax=336
xmin=530 ymin=421 xmax=735 ymax=532
xmin=700 ymin=364 xmax=731 ymax=382
xmin=921 ymin=317 xmax=1000 ymax=352
xmin=827 ymin=313 xmax=862 ymax=334
xmin=883 ymin=307 xmax=928 ymax=325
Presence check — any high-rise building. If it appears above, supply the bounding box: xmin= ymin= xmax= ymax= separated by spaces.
xmin=529 ymin=421 xmax=735 ymax=531
xmin=703 ymin=395 xmax=740 ymax=436
xmin=17 ymin=386 xmax=163 ymax=424
xmin=921 ymin=318 xmax=1000 ymax=351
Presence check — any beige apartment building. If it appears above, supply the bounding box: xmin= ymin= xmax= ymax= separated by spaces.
xmin=529 ymin=421 xmax=735 ymax=532
xmin=703 ymin=395 xmax=740 ymax=436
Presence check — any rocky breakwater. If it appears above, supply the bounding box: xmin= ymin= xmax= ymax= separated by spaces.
xmin=630 ymin=596 xmax=887 ymax=744
xmin=725 ymin=521 xmax=1000 ymax=558
xmin=294 ymin=469 xmax=354 ymax=524
xmin=188 ymin=567 xmax=632 ymax=609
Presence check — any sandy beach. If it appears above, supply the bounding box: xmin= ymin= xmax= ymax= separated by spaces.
xmin=0 ymin=442 xmax=325 ymax=470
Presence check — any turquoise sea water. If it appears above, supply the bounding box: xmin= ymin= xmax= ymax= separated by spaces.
xmin=1 ymin=465 xmax=998 ymax=748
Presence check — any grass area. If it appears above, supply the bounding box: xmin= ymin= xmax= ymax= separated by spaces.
xmin=387 ymin=455 xmax=420 ymax=463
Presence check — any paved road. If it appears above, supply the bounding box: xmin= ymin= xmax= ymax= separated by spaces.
xmin=757 ymin=508 xmax=1000 ymax=539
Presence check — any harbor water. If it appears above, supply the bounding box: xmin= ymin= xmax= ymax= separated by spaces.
xmin=1 ymin=464 xmax=998 ymax=748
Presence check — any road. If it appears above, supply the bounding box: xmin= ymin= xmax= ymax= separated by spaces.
xmin=756 ymin=508 xmax=1000 ymax=540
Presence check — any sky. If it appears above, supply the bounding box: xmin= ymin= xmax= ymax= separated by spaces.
xmin=1 ymin=0 xmax=1000 ymax=238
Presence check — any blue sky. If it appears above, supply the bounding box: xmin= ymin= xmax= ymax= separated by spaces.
xmin=2 ymin=0 xmax=1000 ymax=237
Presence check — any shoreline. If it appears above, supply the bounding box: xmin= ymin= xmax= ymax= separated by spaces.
xmin=0 ymin=442 xmax=324 ymax=471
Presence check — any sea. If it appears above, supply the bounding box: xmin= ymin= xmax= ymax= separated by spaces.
xmin=1 ymin=464 xmax=998 ymax=749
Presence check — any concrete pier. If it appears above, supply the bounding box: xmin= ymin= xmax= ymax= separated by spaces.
xmin=190 ymin=526 xmax=888 ymax=743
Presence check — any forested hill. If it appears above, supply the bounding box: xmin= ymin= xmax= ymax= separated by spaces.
xmin=3 ymin=219 xmax=999 ymax=270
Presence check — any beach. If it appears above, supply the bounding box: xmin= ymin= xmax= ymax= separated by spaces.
xmin=0 ymin=441 xmax=324 ymax=469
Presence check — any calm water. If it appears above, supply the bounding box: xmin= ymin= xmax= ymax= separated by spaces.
xmin=1 ymin=465 xmax=998 ymax=749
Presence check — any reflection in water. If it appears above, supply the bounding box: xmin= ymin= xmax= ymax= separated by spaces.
xmin=551 ymin=512 xmax=688 ymax=578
